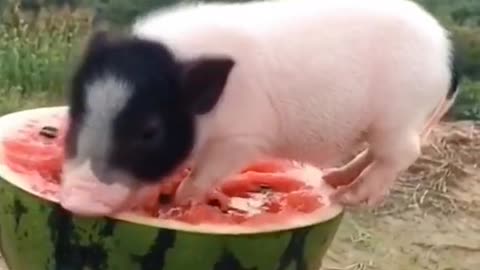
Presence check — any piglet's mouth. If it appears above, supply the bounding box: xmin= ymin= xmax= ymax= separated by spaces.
xmin=59 ymin=181 xmax=135 ymax=217
xmin=59 ymin=161 xmax=137 ymax=217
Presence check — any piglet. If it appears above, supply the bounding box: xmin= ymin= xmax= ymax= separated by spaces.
xmin=59 ymin=0 xmax=462 ymax=216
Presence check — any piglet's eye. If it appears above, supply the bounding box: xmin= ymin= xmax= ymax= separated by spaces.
xmin=141 ymin=126 xmax=158 ymax=141
xmin=139 ymin=120 xmax=162 ymax=143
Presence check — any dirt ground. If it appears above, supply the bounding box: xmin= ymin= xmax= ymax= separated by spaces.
xmin=324 ymin=121 xmax=480 ymax=270
xmin=0 ymin=121 xmax=478 ymax=270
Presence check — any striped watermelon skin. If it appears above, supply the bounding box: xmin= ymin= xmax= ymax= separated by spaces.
xmin=0 ymin=177 xmax=343 ymax=270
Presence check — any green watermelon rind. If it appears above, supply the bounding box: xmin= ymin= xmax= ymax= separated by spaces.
xmin=0 ymin=106 xmax=344 ymax=270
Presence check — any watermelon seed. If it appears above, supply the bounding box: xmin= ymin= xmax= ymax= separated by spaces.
xmin=39 ymin=126 xmax=58 ymax=139
xmin=259 ymin=184 xmax=271 ymax=193
xmin=158 ymin=194 xmax=172 ymax=205
xmin=207 ymin=198 xmax=222 ymax=208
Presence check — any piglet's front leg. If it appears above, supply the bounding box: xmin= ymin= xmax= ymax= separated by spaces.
xmin=174 ymin=139 xmax=265 ymax=209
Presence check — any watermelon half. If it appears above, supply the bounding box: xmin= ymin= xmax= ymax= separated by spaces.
xmin=0 ymin=106 xmax=344 ymax=270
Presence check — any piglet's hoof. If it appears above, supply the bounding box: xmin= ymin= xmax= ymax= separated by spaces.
xmin=322 ymin=168 xmax=355 ymax=188
xmin=206 ymin=189 xmax=231 ymax=212
xmin=330 ymin=184 xmax=389 ymax=208
xmin=174 ymin=181 xmax=231 ymax=210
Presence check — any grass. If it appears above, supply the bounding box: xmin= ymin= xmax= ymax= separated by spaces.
xmin=451 ymin=79 xmax=480 ymax=120
xmin=0 ymin=3 xmax=92 ymax=115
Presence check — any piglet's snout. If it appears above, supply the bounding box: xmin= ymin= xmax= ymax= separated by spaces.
xmin=59 ymin=162 xmax=135 ymax=217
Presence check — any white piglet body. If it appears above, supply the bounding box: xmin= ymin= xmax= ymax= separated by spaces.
xmin=59 ymin=0 xmax=460 ymax=216
xmin=133 ymin=0 xmax=458 ymax=205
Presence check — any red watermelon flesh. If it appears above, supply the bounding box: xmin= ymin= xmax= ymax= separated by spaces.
xmin=2 ymin=113 xmax=327 ymax=225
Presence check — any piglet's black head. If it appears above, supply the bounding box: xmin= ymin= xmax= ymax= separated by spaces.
xmin=65 ymin=30 xmax=235 ymax=183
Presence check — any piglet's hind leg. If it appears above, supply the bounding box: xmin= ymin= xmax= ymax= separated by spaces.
xmin=322 ymin=149 xmax=373 ymax=188
xmin=331 ymin=131 xmax=422 ymax=206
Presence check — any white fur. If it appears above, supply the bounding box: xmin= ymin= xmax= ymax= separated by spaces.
xmin=67 ymin=75 xmax=133 ymax=167
xmin=60 ymin=76 xmax=138 ymax=216
xmin=131 ymin=0 xmax=455 ymax=206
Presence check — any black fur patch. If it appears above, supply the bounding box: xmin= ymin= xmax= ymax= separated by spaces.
xmin=66 ymin=31 xmax=234 ymax=183
xmin=447 ymin=42 xmax=463 ymax=99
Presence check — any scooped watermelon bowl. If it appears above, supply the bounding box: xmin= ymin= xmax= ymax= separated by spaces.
xmin=0 ymin=106 xmax=343 ymax=270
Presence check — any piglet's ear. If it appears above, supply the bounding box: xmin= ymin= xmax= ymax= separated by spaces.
xmin=86 ymin=30 xmax=111 ymax=50
xmin=83 ymin=26 xmax=124 ymax=55
xmin=179 ymin=56 xmax=235 ymax=115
